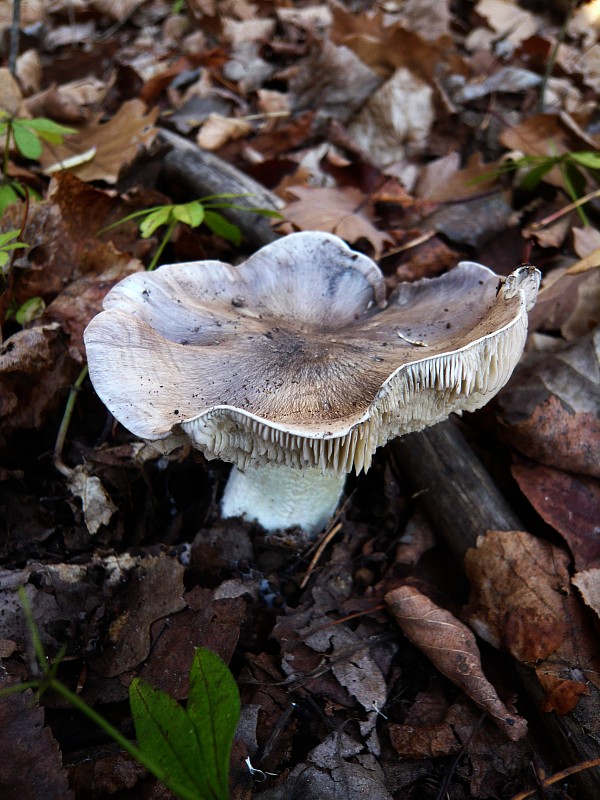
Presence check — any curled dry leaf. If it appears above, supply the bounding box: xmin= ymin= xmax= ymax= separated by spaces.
xmin=464 ymin=530 xmax=600 ymax=712
xmin=67 ymin=464 xmax=117 ymax=535
xmin=384 ymin=585 xmax=527 ymax=740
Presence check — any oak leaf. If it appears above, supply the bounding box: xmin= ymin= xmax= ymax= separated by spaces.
xmin=282 ymin=186 xmax=392 ymax=258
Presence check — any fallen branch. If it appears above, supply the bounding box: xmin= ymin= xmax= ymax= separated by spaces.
xmin=158 ymin=128 xmax=282 ymax=250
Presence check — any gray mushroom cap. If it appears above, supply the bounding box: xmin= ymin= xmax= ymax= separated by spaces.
xmin=84 ymin=232 xmax=540 ymax=475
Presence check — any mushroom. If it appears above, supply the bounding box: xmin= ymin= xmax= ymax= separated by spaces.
xmin=84 ymin=232 xmax=540 ymax=538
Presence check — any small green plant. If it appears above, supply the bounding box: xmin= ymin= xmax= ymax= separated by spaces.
xmin=102 ymin=195 xmax=279 ymax=270
xmin=0 ymin=109 xmax=75 ymax=213
xmin=0 ymin=229 xmax=28 ymax=271
xmin=1 ymin=588 xmax=241 ymax=800
xmin=486 ymin=149 xmax=600 ymax=225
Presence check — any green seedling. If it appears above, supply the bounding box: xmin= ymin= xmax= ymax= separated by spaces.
xmin=100 ymin=195 xmax=280 ymax=270
xmin=0 ymin=111 xmax=76 ymax=162
xmin=0 ymin=109 xmax=75 ymax=214
xmin=0 ymin=229 xmax=28 ymax=272
xmin=0 ymin=588 xmax=241 ymax=800
xmin=482 ymin=149 xmax=600 ymax=225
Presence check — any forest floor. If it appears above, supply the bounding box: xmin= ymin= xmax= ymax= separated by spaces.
xmin=0 ymin=1 xmax=600 ymax=798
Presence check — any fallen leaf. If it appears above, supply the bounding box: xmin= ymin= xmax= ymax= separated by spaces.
xmin=348 ymin=68 xmax=434 ymax=169
xmin=498 ymin=331 xmax=600 ymax=477
xmin=464 ymin=530 xmax=600 ymax=708
xmin=38 ymin=99 xmax=158 ymax=183
xmin=385 ymin=585 xmax=527 ymax=740
xmin=92 ymin=554 xmax=187 ymax=677
xmin=282 ymin=186 xmax=392 ymax=257
xmin=289 ymin=40 xmax=382 ymax=125
xmin=512 ymin=460 xmax=600 ymax=571
xmin=471 ymin=0 xmax=538 ymax=48
xmin=197 ymin=113 xmax=252 ymax=150
xmin=528 ymin=265 xmax=600 ymax=339
xmin=0 ymin=323 xmax=79 ymax=443
xmin=572 ymin=569 xmax=600 ymax=623
xmin=67 ymin=464 xmax=117 ymax=535
xmin=0 ymin=685 xmax=73 ymax=800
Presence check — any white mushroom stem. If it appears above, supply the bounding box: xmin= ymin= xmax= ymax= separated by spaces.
xmin=220 ymin=463 xmax=346 ymax=537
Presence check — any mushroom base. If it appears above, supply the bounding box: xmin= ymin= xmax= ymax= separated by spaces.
xmin=221 ymin=463 xmax=346 ymax=537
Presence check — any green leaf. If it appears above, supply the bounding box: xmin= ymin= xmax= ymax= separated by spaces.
xmin=12 ymin=123 xmax=42 ymax=160
xmin=519 ymin=160 xmax=556 ymax=191
xmin=139 ymin=206 xmax=172 ymax=238
xmin=568 ymin=151 xmax=600 ymax=170
xmin=21 ymin=117 xmax=76 ymax=138
xmin=203 ymin=211 xmax=242 ymax=246
xmin=173 ymin=200 xmax=205 ymax=228
xmin=130 ymin=679 xmax=207 ymax=796
xmin=186 ymin=648 xmax=241 ymax=800
xmin=0 ymin=229 xmax=24 ymax=247
xmin=129 ymin=648 xmax=240 ymax=800
xmin=14 ymin=296 xmax=45 ymax=325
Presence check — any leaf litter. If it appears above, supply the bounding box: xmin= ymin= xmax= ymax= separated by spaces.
xmin=1 ymin=0 xmax=600 ymax=798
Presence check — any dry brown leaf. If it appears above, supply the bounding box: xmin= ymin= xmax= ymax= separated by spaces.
xmin=512 ymin=461 xmax=600 ymax=572
xmin=15 ymin=48 xmax=42 ymax=96
xmin=0 ymin=324 xmax=79 ymax=444
xmin=464 ymin=530 xmax=600 ymax=709
xmin=472 ymin=0 xmax=538 ymax=47
xmin=0 ymin=686 xmax=73 ymax=800
xmin=498 ymin=332 xmax=600 ymax=477
xmin=348 ymin=67 xmax=434 ymax=169
xmin=91 ymin=0 xmax=141 ymax=21
xmin=282 ymin=186 xmax=392 ymax=258
xmin=572 ymin=569 xmax=600 ymax=623
xmin=289 ymin=40 xmax=382 ymax=125
xmin=528 ymin=264 xmax=600 ymax=338
xmin=92 ymin=554 xmax=187 ymax=678
xmin=416 ymin=152 xmax=499 ymax=202
xmin=25 ymin=78 xmax=110 ymax=123
xmin=38 ymin=99 xmax=158 ymax=184
xmin=499 ymin=113 xmax=597 ymax=171
xmin=197 ymin=113 xmax=252 ymax=150
xmin=67 ymin=464 xmax=117 ymax=535
xmin=385 ymin=585 xmax=527 ymax=740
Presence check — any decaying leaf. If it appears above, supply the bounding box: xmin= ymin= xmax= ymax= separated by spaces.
xmin=348 ymin=67 xmax=434 ymax=169
xmin=572 ymin=569 xmax=600 ymax=624
xmin=464 ymin=530 xmax=600 ymax=711
xmin=91 ymin=554 xmax=187 ymax=678
xmin=0 ymin=323 xmax=79 ymax=443
xmin=67 ymin=464 xmax=117 ymax=535
xmin=498 ymin=332 xmax=600 ymax=478
xmin=38 ymin=99 xmax=158 ymax=183
xmin=282 ymin=186 xmax=392 ymax=257
xmin=0 ymin=686 xmax=73 ymax=800
xmin=512 ymin=460 xmax=600 ymax=571
xmin=197 ymin=113 xmax=252 ymax=150
xmin=289 ymin=40 xmax=381 ymax=125
xmin=255 ymin=732 xmax=393 ymax=800
xmin=385 ymin=585 xmax=527 ymax=740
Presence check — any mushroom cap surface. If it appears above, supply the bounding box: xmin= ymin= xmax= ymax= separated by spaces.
xmin=84 ymin=232 xmax=540 ymax=474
